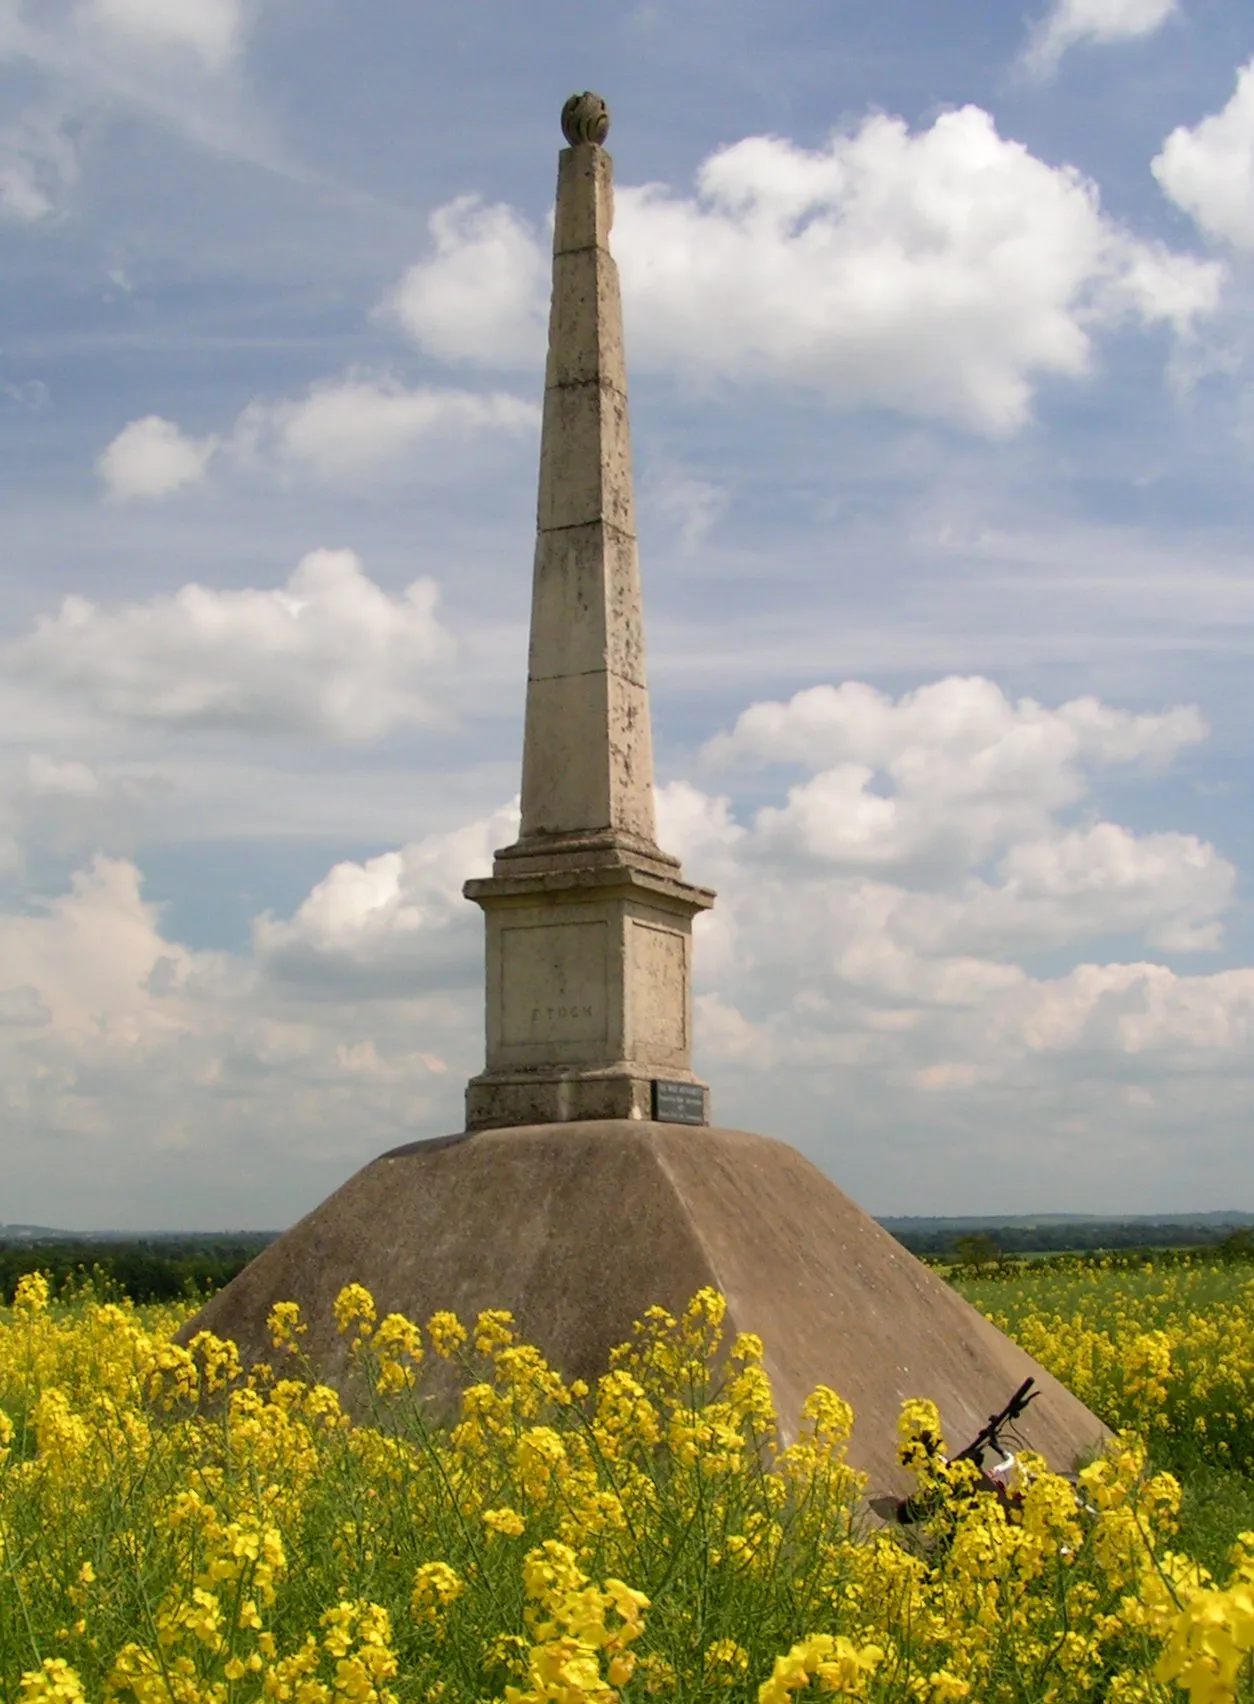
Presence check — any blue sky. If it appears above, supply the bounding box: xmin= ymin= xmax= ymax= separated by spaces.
xmin=3 ymin=0 xmax=1254 ymax=1228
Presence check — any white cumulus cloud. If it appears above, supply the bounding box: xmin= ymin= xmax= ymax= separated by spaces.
xmin=0 ymin=854 xmax=196 ymax=1039
xmin=1153 ymin=60 xmax=1254 ymax=251
xmin=382 ymin=195 xmax=549 ymax=366
xmin=8 ymin=550 xmax=454 ymax=740
xmin=705 ymin=677 xmax=1206 ymax=876
xmin=892 ymin=824 xmax=1234 ymax=958
xmin=98 ymin=415 xmax=218 ymax=500
xmin=235 ymin=376 xmax=537 ymax=479
xmin=393 ymin=110 xmax=1221 ymax=434
xmin=1022 ymin=0 xmax=1178 ymax=77
xmin=254 ymin=805 xmax=519 ymax=993
xmin=667 ymin=678 xmax=1243 ymax=1128
xmin=706 ymin=675 xmax=1205 ymax=773
xmin=102 ymin=378 xmax=538 ymax=497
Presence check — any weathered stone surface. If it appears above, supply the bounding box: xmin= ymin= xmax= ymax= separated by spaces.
xmin=545 ymin=250 xmax=627 ymax=392
xmin=465 ymin=105 xmax=711 ymax=1129
xmin=518 ymin=672 xmax=655 ymax=844
xmin=552 ymin=142 xmax=614 ymax=254
xmin=466 ymin=866 xmax=708 ymax=1126
xmin=536 ymin=382 xmax=635 ymax=535
xmin=526 ymin=524 xmax=646 ymax=687
xmin=185 ymin=1122 xmax=1108 ymax=1492
xmin=465 ymin=1070 xmax=670 ymax=1128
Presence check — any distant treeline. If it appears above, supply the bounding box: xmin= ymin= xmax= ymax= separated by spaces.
xmin=0 ymin=1237 xmax=273 ymax=1304
xmin=886 ymin=1219 xmax=1254 ymax=1257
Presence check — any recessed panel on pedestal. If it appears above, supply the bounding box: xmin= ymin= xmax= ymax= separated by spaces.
xmin=629 ymin=919 xmax=687 ymax=1059
xmin=500 ymin=919 xmax=609 ymax=1047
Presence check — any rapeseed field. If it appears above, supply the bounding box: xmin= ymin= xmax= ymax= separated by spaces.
xmin=2 ymin=1265 xmax=1252 ymax=1704
xmin=959 ymin=1260 xmax=1254 ymax=1474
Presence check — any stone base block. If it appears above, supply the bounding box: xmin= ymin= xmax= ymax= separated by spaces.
xmin=465 ymin=1067 xmax=708 ymax=1130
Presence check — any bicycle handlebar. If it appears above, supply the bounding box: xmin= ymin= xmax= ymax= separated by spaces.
xmin=952 ymin=1376 xmax=1038 ymax=1465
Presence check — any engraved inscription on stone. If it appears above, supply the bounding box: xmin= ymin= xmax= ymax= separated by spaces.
xmin=501 ymin=920 xmax=609 ymax=1046
xmin=629 ymin=921 xmax=686 ymax=1054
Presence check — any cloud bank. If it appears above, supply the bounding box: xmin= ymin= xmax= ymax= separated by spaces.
xmin=391 ymin=107 xmax=1221 ymax=433
xmin=234 ymin=377 xmax=537 ymax=479
xmin=5 ymin=674 xmax=1252 ymax=1224
xmin=97 ymin=378 xmax=538 ymax=496
xmin=8 ymin=550 xmax=454 ymax=740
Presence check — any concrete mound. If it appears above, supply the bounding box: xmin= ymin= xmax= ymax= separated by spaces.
xmin=184 ymin=1121 xmax=1106 ymax=1492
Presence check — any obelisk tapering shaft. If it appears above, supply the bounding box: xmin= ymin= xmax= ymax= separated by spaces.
xmin=518 ymin=117 xmax=656 ymax=850
xmin=464 ymin=96 xmax=714 ymax=1130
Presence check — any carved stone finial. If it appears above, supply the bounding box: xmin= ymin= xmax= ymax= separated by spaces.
xmin=561 ymin=91 xmax=610 ymax=146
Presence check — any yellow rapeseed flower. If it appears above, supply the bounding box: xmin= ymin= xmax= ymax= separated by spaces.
xmin=426 ymin=1310 xmax=467 ymax=1358
xmin=17 ymin=1659 xmax=86 ymax=1704
xmin=483 ymin=1506 xmax=527 ymax=1538
xmin=333 ymin=1284 xmax=377 ymax=1339
xmin=410 ymin=1561 xmax=464 ymax=1625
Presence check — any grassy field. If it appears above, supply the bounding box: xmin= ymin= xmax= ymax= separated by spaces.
xmin=1 ymin=1263 xmax=1252 ymax=1703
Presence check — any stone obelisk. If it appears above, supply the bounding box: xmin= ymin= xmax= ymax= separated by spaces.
xmin=464 ymin=92 xmax=714 ymax=1131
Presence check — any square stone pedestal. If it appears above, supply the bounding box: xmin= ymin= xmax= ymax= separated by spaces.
xmin=464 ymin=853 xmax=713 ymax=1130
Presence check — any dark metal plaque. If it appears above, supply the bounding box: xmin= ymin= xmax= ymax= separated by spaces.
xmin=652 ymin=1080 xmax=706 ymax=1125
